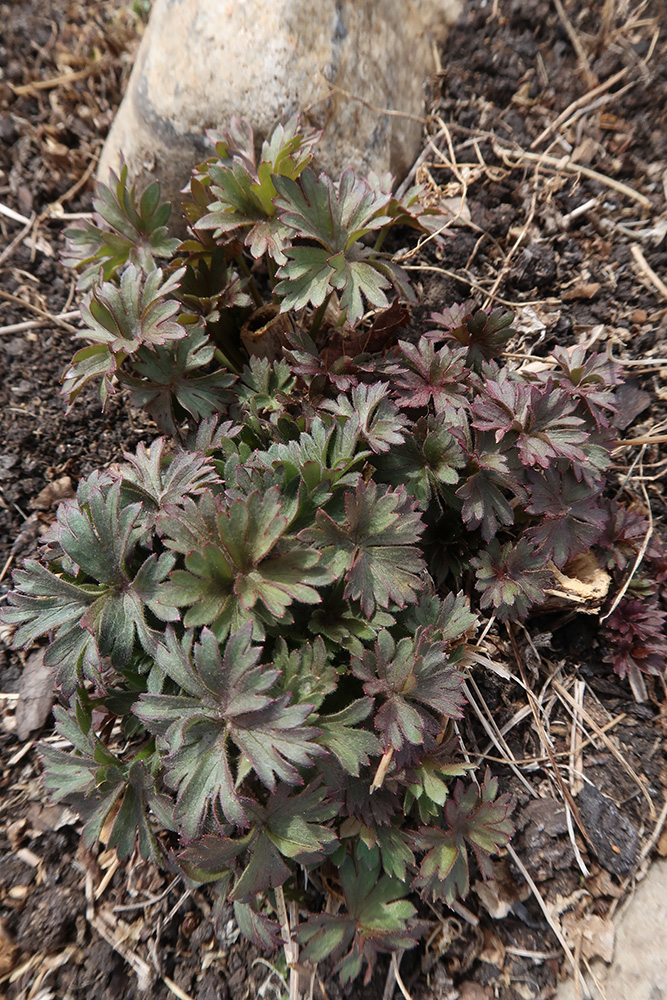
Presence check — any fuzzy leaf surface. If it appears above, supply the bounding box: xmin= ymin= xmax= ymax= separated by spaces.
xmin=301 ymin=480 xmax=424 ymax=617
xmin=352 ymin=629 xmax=466 ymax=750
xmin=134 ymin=626 xmax=323 ymax=836
xmin=413 ymin=772 xmax=513 ymax=903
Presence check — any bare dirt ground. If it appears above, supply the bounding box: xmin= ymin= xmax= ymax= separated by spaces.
xmin=2 ymin=2 xmax=667 ymax=999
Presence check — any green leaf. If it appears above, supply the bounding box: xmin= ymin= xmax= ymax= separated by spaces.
xmin=274 ymin=169 xmax=413 ymax=325
xmin=352 ymin=628 xmax=466 ymax=750
xmin=377 ymin=414 xmax=467 ymax=505
xmin=122 ymin=326 xmax=236 ymax=435
xmin=472 ymin=538 xmax=552 ymax=622
xmin=316 ymin=699 xmax=382 ymax=775
xmin=413 ymin=771 xmax=513 ymax=903
xmin=4 ymin=479 xmax=178 ymax=679
xmin=119 ymin=437 xmax=220 ymax=514
xmin=322 ymin=383 xmax=406 ymax=455
xmin=40 ymin=702 xmax=173 ymax=862
xmin=134 ymin=625 xmax=323 ymax=836
xmin=159 ymin=486 xmax=332 ymax=638
xmin=195 ymin=116 xmax=320 ymax=264
xmin=457 ymin=449 xmax=516 ymax=541
xmin=63 ymin=165 xmax=180 ymax=290
xmin=301 ymin=479 xmax=425 ymax=618
xmin=297 ymin=854 xmax=420 ymax=985
xmin=272 ymin=635 xmax=338 ymax=710
xmin=79 ymin=265 xmax=186 ymax=356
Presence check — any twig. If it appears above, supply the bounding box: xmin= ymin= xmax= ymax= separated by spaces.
xmin=0 ymin=289 xmax=79 ymax=332
xmin=0 ymin=213 xmax=36 ymax=269
xmin=530 ymin=67 xmax=629 ymax=148
xmin=638 ymin=793 xmax=667 ymax=865
xmin=552 ymin=0 xmax=595 ymax=85
xmin=10 ymin=60 xmax=108 ymax=96
xmin=553 ymin=680 xmax=655 ymax=817
xmin=391 ymin=951 xmax=413 ymax=1000
xmin=600 ymin=452 xmax=653 ymax=622
xmin=630 ymin=243 xmax=667 ymax=302
xmin=615 ymin=435 xmax=667 ymax=447
xmin=569 ymin=680 xmax=585 ymax=797
xmin=0 ymin=309 xmax=80 ymax=336
xmin=402 ymin=263 xmax=561 ymax=308
xmin=113 ymin=877 xmax=181 ymax=913
xmin=275 ymin=885 xmax=299 ymax=1000
xmin=0 ymin=203 xmax=31 ymax=226
xmin=162 ymin=976 xmax=196 ymax=1000
xmin=506 ymin=843 xmax=590 ymax=997
xmin=0 ymin=553 xmax=14 ymax=584
xmin=493 ymin=143 xmax=651 ymax=209
xmin=305 ymin=77 xmax=427 ymax=125
xmin=48 ymin=150 xmax=100 ymax=214
xmin=464 ymin=677 xmax=538 ymax=799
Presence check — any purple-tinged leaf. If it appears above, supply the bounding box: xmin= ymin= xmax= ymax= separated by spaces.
xmin=472 ymin=538 xmax=551 ymax=621
xmin=352 ymin=628 xmax=466 ymax=751
xmin=301 ymin=480 xmax=425 ymax=618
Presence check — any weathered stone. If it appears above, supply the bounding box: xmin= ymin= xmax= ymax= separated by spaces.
xmin=98 ymin=0 xmax=461 ymax=230
xmin=556 ymin=859 xmax=667 ymax=1000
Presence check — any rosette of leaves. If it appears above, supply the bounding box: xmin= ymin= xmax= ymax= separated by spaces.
xmin=3 ymin=411 xmax=516 ymax=985
xmin=193 ymin=116 xmax=321 ymax=264
xmin=273 ymin=167 xmax=416 ymax=326
xmin=428 ymin=303 xmax=516 ymax=369
xmin=62 ymin=265 xmax=188 ymax=408
xmin=7 ymin=115 xmax=663 ymax=984
xmin=601 ymin=599 xmax=667 ymax=687
xmin=63 ymin=165 xmax=181 ymax=290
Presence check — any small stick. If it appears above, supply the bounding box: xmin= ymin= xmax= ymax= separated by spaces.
xmin=0 ymin=310 xmax=80 ymax=337
xmin=530 ymin=67 xmax=629 ymax=148
xmin=275 ymin=885 xmax=299 ymax=1000
xmin=552 ymin=0 xmax=595 ymax=85
xmin=48 ymin=150 xmax=99 ymax=214
xmin=10 ymin=61 xmax=107 ymax=96
xmin=615 ymin=434 xmax=667 ymax=447
xmin=0 ymin=289 xmax=79 ymax=332
xmin=507 ymin=843 xmax=590 ymax=996
xmin=402 ymin=263 xmax=562 ymax=308
xmin=304 ymin=76 xmax=427 ymax=125
xmin=493 ymin=143 xmax=651 ymax=209
xmin=0 ymin=553 xmax=14 ymax=584
xmin=554 ymin=680 xmax=655 ymax=816
xmin=638 ymin=793 xmax=667 ymax=864
xmin=391 ymin=951 xmax=413 ymax=1000
xmin=0 ymin=203 xmax=31 ymax=226
xmin=371 ymin=748 xmax=394 ymax=791
xmin=0 ymin=213 xmax=35 ymax=269
xmin=600 ymin=453 xmax=653 ymax=622
xmin=630 ymin=244 xmax=667 ymax=303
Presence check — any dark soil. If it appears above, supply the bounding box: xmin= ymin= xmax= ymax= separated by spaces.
xmin=2 ymin=2 xmax=667 ymax=999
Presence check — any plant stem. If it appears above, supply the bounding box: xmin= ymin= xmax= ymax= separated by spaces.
xmin=373 ymin=223 xmax=391 ymax=253
xmin=274 ymin=885 xmax=299 ymax=999
xmin=237 ymin=254 xmax=263 ymax=307
xmin=309 ymin=293 xmax=331 ymax=340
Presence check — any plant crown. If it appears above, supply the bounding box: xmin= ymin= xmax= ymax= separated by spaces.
xmin=4 ymin=117 xmax=665 ymax=985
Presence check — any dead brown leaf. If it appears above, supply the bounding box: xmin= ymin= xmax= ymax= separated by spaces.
xmin=562 ymin=281 xmax=602 ymax=301
xmin=15 ymin=649 xmax=55 ymax=740
xmin=29 ymin=475 xmax=74 ymax=511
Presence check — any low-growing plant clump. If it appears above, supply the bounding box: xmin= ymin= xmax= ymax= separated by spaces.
xmin=3 ymin=118 xmax=666 ymax=987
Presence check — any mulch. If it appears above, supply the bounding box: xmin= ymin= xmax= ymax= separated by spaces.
xmin=2 ymin=2 xmax=667 ymax=998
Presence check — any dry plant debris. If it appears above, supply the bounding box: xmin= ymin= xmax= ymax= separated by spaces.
xmin=1 ymin=2 xmax=667 ymax=999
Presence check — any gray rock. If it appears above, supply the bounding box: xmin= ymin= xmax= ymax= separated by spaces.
xmin=98 ymin=0 xmax=461 ymax=230
xmin=556 ymin=859 xmax=667 ymax=1000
